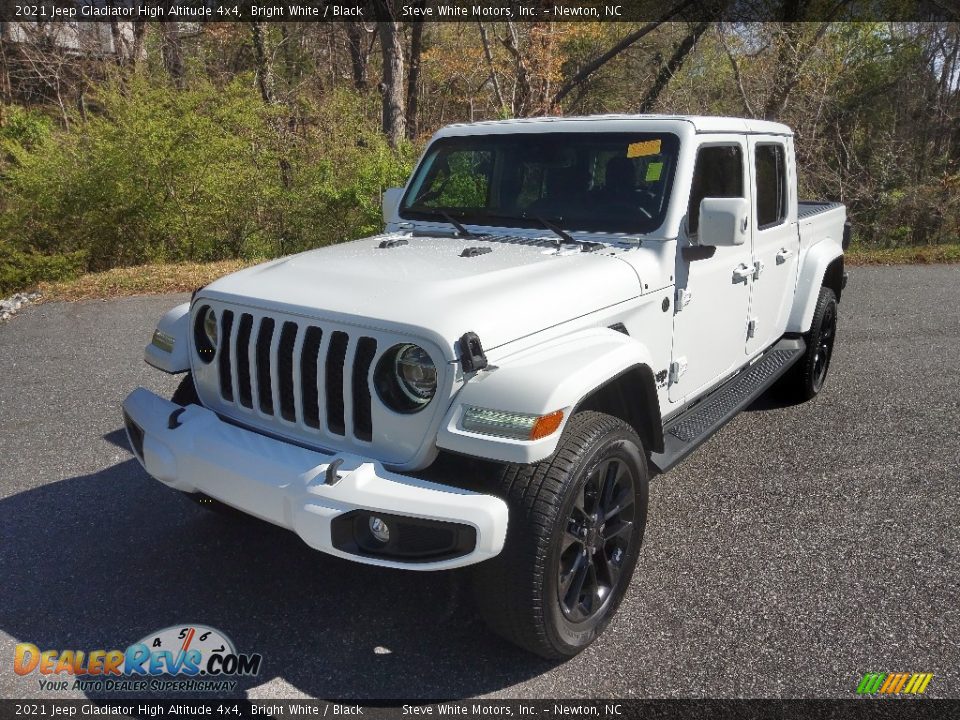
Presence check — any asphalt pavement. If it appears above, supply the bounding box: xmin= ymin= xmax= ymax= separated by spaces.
xmin=1 ymin=265 xmax=958 ymax=700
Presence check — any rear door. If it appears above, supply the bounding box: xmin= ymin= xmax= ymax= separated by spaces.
xmin=670 ymin=138 xmax=753 ymax=403
xmin=745 ymin=136 xmax=799 ymax=355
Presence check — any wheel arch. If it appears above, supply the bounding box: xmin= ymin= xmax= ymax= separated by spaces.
xmin=787 ymin=239 xmax=844 ymax=334
xmin=572 ymin=365 xmax=664 ymax=456
xmin=437 ymin=328 xmax=664 ymax=465
xmin=823 ymin=255 xmax=845 ymax=303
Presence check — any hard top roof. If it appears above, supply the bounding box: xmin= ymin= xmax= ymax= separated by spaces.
xmin=434 ymin=114 xmax=793 ymax=137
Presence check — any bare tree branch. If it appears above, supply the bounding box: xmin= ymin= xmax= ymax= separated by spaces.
xmin=718 ymin=24 xmax=756 ymax=117
xmin=549 ymin=0 xmax=696 ymax=110
xmin=638 ymin=21 xmax=709 ymax=113
xmin=477 ymin=21 xmax=506 ymax=114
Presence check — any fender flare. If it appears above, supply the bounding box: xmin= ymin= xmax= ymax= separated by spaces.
xmin=787 ymin=240 xmax=843 ymax=334
xmin=436 ymin=328 xmax=661 ymax=465
xmin=143 ymin=302 xmax=191 ymax=373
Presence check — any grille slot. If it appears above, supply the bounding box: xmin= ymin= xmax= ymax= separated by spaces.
xmin=236 ymin=314 xmax=254 ymax=408
xmin=301 ymin=327 xmax=323 ymax=428
xmin=256 ymin=317 xmax=276 ymax=415
xmin=218 ymin=310 xmax=234 ymax=401
xmin=352 ymin=337 xmax=377 ymax=442
xmin=278 ymin=321 xmax=298 ymax=422
xmin=325 ymin=331 xmax=349 ymax=436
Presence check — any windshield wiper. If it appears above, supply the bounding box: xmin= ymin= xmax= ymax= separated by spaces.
xmin=530 ymin=215 xmax=600 ymax=252
xmin=531 ymin=215 xmax=574 ymax=248
xmin=405 ymin=207 xmax=478 ymax=237
xmin=438 ymin=210 xmax=477 ymax=238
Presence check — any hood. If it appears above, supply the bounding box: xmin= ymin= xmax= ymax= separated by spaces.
xmin=203 ymin=234 xmax=643 ymax=351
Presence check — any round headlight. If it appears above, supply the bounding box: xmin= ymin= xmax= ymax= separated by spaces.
xmin=203 ymin=307 xmax=218 ymax=347
xmin=375 ymin=343 xmax=437 ymax=412
xmin=193 ymin=304 xmax=217 ymax=363
xmin=395 ymin=344 xmax=437 ymax=403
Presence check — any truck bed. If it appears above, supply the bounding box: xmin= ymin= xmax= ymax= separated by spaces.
xmin=798 ymin=200 xmax=844 ymax=220
xmin=797 ymin=200 xmax=847 ymax=251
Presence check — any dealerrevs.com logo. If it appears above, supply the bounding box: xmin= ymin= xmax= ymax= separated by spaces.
xmin=14 ymin=624 xmax=262 ymax=693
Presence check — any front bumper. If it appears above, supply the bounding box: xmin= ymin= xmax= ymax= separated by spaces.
xmin=121 ymin=388 xmax=508 ymax=570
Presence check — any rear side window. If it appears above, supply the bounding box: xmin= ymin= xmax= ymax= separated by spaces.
xmin=687 ymin=145 xmax=744 ymax=234
xmin=755 ymin=143 xmax=787 ymax=229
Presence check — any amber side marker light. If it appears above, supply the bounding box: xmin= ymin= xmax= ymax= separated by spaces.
xmin=531 ymin=410 xmax=565 ymax=440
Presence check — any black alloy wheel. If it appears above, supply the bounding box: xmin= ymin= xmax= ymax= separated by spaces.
xmin=812 ymin=299 xmax=837 ymax=394
xmin=557 ymin=457 xmax=636 ymax=623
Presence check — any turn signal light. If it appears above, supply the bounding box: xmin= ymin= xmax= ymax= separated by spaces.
xmin=530 ymin=410 xmax=564 ymax=440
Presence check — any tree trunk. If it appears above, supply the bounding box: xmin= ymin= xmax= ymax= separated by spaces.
xmin=0 ymin=21 xmax=13 ymax=105
xmin=345 ymin=22 xmax=371 ymax=91
xmin=249 ymin=21 xmax=275 ymax=105
xmin=376 ymin=5 xmax=406 ymax=147
xmin=477 ymin=21 xmax=507 ymax=114
xmin=109 ymin=20 xmax=129 ymax=66
xmin=405 ymin=11 xmax=425 ymax=139
xmin=161 ymin=22 xmax=185 ymax=88
xmin=638 ymin=21 xmax=709 ymax=113
xmin=130 ymin=21 xmax=147 ymax=69
xmin=500 ymin=21 xmax=533 ymax=116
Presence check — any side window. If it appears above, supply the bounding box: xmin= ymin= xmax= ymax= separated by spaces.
xmin=687 ymin=145 xmax=744 ymax=234
xmin=755 ymin=143 xmax=787 ymax=228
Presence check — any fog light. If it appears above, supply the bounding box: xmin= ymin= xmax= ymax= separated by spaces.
xmin=369 ymin=516 xmax=390 ymax=543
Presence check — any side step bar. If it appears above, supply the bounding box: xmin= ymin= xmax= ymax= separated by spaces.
xmin=650 ymin=337 xmax=806 ymax=473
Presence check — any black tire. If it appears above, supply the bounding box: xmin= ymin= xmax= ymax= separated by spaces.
xmin=782 ymin=286 xmax=838 ymax=403
xmin=473 ymin=411 xmax=649 ymax=659
xmin=171 ymin=373 xmax=201 ymax=406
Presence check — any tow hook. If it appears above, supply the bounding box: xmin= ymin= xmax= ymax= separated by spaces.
xmin=325 ymin=458 xmax=345 ymax=486
xmin=168 ymin=408 xmax=186 ymax=429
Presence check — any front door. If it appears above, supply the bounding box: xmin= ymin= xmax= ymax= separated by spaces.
xmin=670 ymin=138 xmax=753 ymax=403
xmin=745 ymin=136 xmax=800 ymax=355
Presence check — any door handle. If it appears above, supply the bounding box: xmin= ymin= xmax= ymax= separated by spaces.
xmin=776 ymin=248 xmax=794 ymax=264
xmin=732 ymin=263 xmax=752 ymax=283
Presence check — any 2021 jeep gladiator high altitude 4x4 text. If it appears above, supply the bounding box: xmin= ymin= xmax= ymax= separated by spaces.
xmin=123 ymin=115 xmax=849 ymax=658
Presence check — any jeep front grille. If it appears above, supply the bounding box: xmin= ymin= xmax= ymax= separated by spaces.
xmin=217 ymin=310 xmax=377 ymax=442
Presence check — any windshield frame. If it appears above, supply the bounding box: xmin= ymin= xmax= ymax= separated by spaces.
xmin=399 ymin=131 xmax=682 ymax=236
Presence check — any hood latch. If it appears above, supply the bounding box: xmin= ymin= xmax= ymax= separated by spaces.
xmin=458 ymin=332 xmax=488 ymax=373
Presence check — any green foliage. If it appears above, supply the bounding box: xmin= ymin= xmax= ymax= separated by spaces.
xmin=0 ymin=245 xmax=86 ymax=296
xmin=0 ymin=105 xmax=52 ymax=152
xmin=0 ymin=80 xmax=414 ymax=292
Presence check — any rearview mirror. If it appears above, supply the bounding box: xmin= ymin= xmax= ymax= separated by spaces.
xmin=698 ymin=197 xmax=749 ymax=247
xmin=382 ymin=187 xmax=404 ymax=224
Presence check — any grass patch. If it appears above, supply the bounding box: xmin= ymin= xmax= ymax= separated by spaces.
xmin=37 ymin=260 xmax=256 ymax=302
xmin=846 ymin=243 xmax=960 ymax=266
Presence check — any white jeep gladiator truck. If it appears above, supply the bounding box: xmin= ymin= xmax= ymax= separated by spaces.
xmin=122 ymin=115 xmax=848 ymax=658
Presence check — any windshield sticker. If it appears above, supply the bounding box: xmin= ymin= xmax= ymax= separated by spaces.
xmin=627 ymin=139 xmax=661 ymax=158
xmin=645 ymin=162 xmax=664 ymax=181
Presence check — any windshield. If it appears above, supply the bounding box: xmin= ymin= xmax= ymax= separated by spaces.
xmin=400 ymin=132 xmax=680 ymax=235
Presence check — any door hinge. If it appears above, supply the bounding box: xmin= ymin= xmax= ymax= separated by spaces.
xmin=675 ymin=288 xmax=692 ymax=310
xmin=753 ymin=260 xmax=765 ymax=279
xmin=669 ymin=358 xmax=688 ymax=383
xmin=747 ymin=317 xmax=758 ymax=339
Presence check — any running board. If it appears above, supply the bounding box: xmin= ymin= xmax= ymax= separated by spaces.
xmin=650 ymin=337 xmax=806 ymax=474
